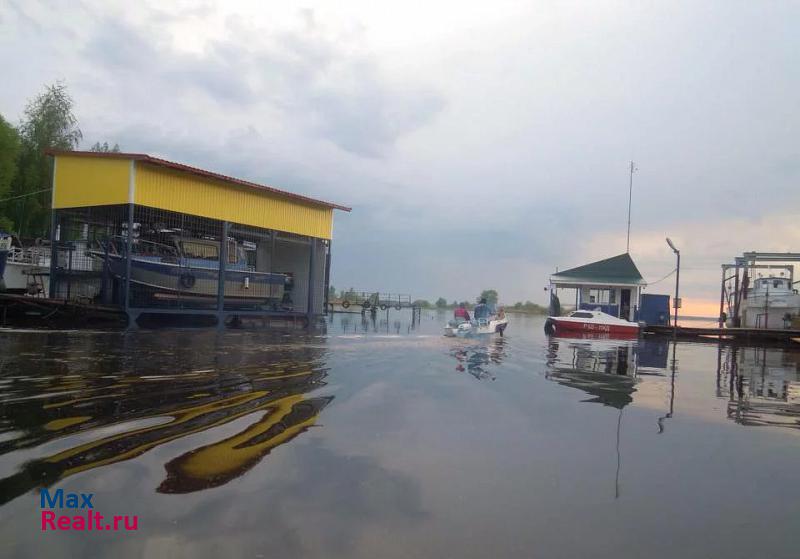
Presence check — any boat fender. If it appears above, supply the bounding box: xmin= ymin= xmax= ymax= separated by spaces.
xmin=395 ymin=304 xmax=402 ymax=310
xmin=342 ymin=300 xmax=350 ymax=309
xmin=179 ymin=272 xmax=196 ymax=289
xmin=244 ymin=276 xmax=250 ymax=289
xmin=380 ymin=304 xmax=388 ymax=311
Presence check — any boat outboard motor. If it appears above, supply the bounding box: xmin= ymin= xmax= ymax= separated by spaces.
xmin=544 ymin=318 xmax=555 ymax=335
xmin=0 ymin=250 xmax=7 ymax=292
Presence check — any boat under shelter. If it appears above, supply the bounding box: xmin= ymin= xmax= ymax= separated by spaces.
xmin=44 ymin=150 xmax=350 ymax=328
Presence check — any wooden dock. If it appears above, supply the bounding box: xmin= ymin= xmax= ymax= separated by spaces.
xmin=0 ymin=293 xmax=127 ymax=329
xmin=644 ymin=324 xmax=800 ymax=343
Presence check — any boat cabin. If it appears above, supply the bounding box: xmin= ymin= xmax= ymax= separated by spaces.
xmin=751 ymin=276 xmax=796 ymax=294
xmin=549 ymin=253 xmax=647 ymax=322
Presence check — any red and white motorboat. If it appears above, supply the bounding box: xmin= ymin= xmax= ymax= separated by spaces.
xmin=544 ymin=309 xmax=640 ymax=338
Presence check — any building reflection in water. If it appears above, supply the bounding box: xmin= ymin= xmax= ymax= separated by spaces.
xmin=0 ymin=334 xmax=332 ymax=505
xmin=545 ymin=333 xmax=671 ymax=499
xmin=546 ymin=335 xmax=648 ymax=409
xmin=451 ymin=338 xmax=507 ymax=381
xmin=546 ymin=333 xmax=800 ymax=434
xmin=717 ymin=344 xmax=800 ymax=430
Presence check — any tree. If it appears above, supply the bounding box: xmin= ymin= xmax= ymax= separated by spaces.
xmin=413 ymin=299 xmax=431 ymax=308
xmin=13 ymin=82 xmax=82 ymax=236
xmin=509 ymin=301 xmax=547 ymax=314
xmin=328 ymin=285 xmax=337 ymax=300
xmin=90 ymin=141 xmax=120 ymax=153
xmin=0 ymin=115 xmax=20 ymax=232
xmin=435 ymin=297 xmax=448 ymax=308
xmin=477 ymin=289 xmax=499 ymax=305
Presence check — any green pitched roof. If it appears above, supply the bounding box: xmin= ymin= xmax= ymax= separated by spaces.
xmin=552 ymin=253 xmax=644 ymax=284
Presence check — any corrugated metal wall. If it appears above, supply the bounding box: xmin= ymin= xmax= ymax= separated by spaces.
xmin=135 ymin=164 xmax=334 ymax=239
xmin=53 ymin=156 xmax=130 ymax=208
xmin=53 ymin=156 xmax=336 ymax=240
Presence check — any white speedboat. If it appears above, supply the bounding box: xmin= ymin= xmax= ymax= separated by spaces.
xmin=544 ymin=309 xmax=640 ymax=338
xmin=444 ymin=316 xmax=508 ymax=337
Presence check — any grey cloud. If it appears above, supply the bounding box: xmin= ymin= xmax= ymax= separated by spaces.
xmin=84 ymin=21 xmax=155 ymax=69
xmin=81 ymin=12 xmax=444 ymax=157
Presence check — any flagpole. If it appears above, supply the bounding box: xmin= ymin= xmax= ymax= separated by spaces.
xmin=626 ymin=161 xmax=636 ymax=253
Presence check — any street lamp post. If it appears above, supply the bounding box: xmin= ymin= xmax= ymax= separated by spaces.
xmin=666 ymin=238 xmax=680 ymax=328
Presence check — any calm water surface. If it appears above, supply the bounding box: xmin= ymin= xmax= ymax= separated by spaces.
xmin=0 ymin=312 xmax=798 ymax=558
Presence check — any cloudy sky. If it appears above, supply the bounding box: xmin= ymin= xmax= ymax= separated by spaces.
xmin=1 ymin=1 xmax=798 ymax=312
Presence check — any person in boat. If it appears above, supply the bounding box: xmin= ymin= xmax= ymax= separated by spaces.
xmin=473 ymin=298 xmax=490 ymax=320
xmin=454 ymin=303 xmax=471 ymax=322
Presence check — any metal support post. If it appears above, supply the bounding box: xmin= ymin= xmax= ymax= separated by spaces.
xmin=217 ymin=221 xmax=229 ymax=328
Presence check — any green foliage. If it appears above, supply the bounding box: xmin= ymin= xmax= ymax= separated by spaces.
xmin=328 ymin=285 xmax=337 ymax=300
xmin=11 ymin=82 xmax=82 ymax=236
xmin=413 ymin=299 xmax=431 ymax=308
xmin=0 ymin=115 xmax=20 ymax=207
xmin=90 ymin=141 xmax=120 ymax=153
xmin=435 ymin=297 xmax=448 ymax=308
xmin=509 ymin=301 xmax=547 ymax=314
xmin=477 ymin=289 xmax=498 ymax=305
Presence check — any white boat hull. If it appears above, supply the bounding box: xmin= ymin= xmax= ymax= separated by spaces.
xmin=444 ymin=317 xmax=508 ymax=337
xmin=3 ymin=262 xmax=49 ymax=294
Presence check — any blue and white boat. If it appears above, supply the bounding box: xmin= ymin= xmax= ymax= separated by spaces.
xmin=89 ymin=236 xmax=290 ymax=307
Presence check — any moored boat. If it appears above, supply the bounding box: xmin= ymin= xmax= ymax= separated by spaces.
xmin=736 ymin=275 xmax=800 ymax=329
xmin=0 ymin=233 xmax=51 ymax=295
xmin=544 ymin=309 xmax=640 ymax=338
xmin=88 ymin=236 xmax=290 ymax=307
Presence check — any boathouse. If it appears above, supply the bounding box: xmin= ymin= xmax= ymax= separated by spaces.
xmin=549 ymin=253 xmax=646 ymax=321
xmin=46 ymin=151 xmax=350 ymax=327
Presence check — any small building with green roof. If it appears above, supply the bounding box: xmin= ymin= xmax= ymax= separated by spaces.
xmin=549 ymin=253 xmax=647 ymax=321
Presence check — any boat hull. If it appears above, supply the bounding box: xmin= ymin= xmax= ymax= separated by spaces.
xmin=3 ymin=262 xmax=49 ymax=294
xmin=444 ymin=317 xmax=508 ymax=337
xmin=740 ymin=298 xmax=800 ymax=329
xmin=545 ymin=317 xmax=639 ymax=338
xmin=99 ymin=254 xmax=287 ymax=304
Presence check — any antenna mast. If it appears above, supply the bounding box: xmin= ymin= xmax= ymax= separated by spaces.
xmin=626 ymin=161 xmax=637 ymax=253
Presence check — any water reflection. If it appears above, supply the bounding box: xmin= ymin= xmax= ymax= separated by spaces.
xmin=545 ymin=336 xmax=642 ymax=408
xmin=451 ymin=338 xmax=507 ymax=381
xmin=159 ymin=394 xmax=332 ymax=493
xmin=337 ymin=310 xmax=417 ymax=335
xmin=546 ymin=332 xmax=800 ymax=433
xmin=0 ymin=333 xmax=332 ymax=505
xmin=718 ymin=345 xmax=800 ymax=429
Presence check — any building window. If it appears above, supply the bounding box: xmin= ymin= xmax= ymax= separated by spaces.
xmin=588 ymin=289 xmax=611 ymax=305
